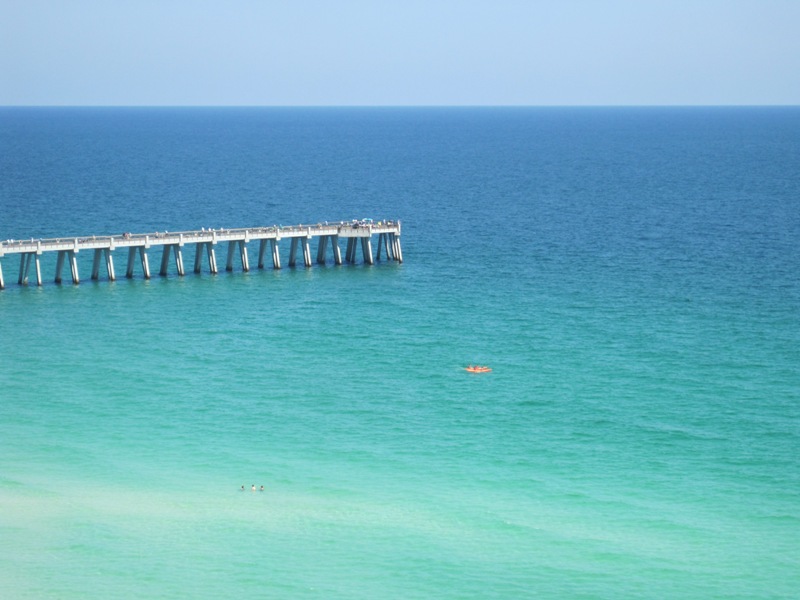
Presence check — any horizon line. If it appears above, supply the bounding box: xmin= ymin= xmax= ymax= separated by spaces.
xmin=2 ymin=103 xmax=799 ymax=109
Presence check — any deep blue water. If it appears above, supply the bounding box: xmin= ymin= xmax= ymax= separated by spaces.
xmin=1 ymin=107 xmax=799 ymax=599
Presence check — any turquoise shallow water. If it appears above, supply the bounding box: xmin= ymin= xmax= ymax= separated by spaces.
xmin=1 ymin=107 xmax=799 ymax=599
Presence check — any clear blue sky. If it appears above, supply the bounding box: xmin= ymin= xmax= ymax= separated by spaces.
xmin=2 ymin=0 xmax=798 ymax=106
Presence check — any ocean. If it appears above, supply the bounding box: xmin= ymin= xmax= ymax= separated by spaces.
xmin=1 ymin=107 xmax=798 ymax=599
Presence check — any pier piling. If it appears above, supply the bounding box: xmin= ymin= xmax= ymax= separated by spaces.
xmin=92 ymin=248 xmax=116 ymax=281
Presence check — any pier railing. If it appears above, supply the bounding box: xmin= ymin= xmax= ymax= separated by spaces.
xmin=0 ymin=220 xmax=402 ymax=289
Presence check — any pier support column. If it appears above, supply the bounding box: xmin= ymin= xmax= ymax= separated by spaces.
xmin=142 ymin=248 xmax=150 ymax=279
xmin=239 ymin=240 xmax=250 ymax=272
xmin=138 ymin=247 xmax=151 ymax=279
xmin=175 ymin=245 xmax=185 ymax=275
xmin=316 ymin=236 xmax=328 ymax=265
xmin=159 ymin=244 xmax=185 ymax=277
xmin=18 ymin=253 xmax=28 ymax=285
xmin=160 ymin=246 xmax=169 ymax=276
xmin=55 ymin=250 xmax=80 ymax=283
xmin=258 ymin=240 xmax=268 ymax=269
xmin=302 ymin=236 xmax=312 ymax=268
xmin=345 ymin=238 xmax=356 ymax=263
xmin=194 ymin=243 xmax=203 ymax=273
xmin=68 ymin=250 xmax=80 ymax=284
xmin=105 ymin=249 xmax=116 ymax=280
xmin=194 ymin=242 xmax=218 ymax=274
xmin=126 ymin=248 xmax=136 ymax=278
xmin=271 ymin=239 xmax=281 ymax=269
xmin=332 ymin=235 xmax=342 ymax=265
xmin=207 ymin=243 xmax=218 ymax=273
xmin=18 ymin=252 xmax=42 ymax=286
xmin=226 ymin=241 xmax=236 ymax=272
xmin=379 ymin=233 xmax=395 ymax=261
xmin=35 ymin=253 xmax=42 ymax=286
xmin=360 ymin=237 xmax=374 ymax=265
xmin=176 ymin=246 xmax=185 ymax=275
xmin=0 ymin=260 xmax=4 ymax=290
xmin=226 ymin=240 xmax=249 ymax=272
xmin=287 ymin=237 xmax=311 ymax=267
xmin=390 ymin=233 xmax=403 ymax=263
xmin=376 ymin=233 xmax=391 ymax=261
xmin=55 ymin=251 xmax=65 ymax=283
xmin=92 ymin=249 xmax=102 ymax=280
xmin=315 ymin=235 xmax=340 ymax=265
xmin=386 ymin=233 xmax=392 ymax=260
xmin=92 ymin=248 xmax=115 ymax=280
xmin=125 ymin=246 xmax=151 ymax=279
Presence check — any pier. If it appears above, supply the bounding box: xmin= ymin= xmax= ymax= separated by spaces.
xmin=0 ymin=220 xmax=402 ymax=289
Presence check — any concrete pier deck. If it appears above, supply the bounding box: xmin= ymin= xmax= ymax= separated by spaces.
xmin=0 ymin=220 xmax=402 ymax=289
